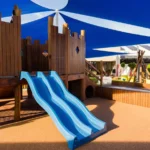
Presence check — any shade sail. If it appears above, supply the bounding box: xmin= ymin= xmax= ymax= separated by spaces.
xmin=1 ymin=0 xmax=150 ymax=58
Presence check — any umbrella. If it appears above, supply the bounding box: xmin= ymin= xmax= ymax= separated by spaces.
xmin=1 ymin=0 xmax=150 ymax=58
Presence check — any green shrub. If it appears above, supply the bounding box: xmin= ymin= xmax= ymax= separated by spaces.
xmin=121 ymin=62 xmax=125 ymax=68
xmin=147 ymin=64 xmax=150 ymax=73
xmin=128 ymin=62 xmax=136 ymax=70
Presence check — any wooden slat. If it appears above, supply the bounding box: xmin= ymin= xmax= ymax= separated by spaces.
xmin=9 ymin=23 xmax=14 ymax=75
xmin=0 ymin=14 xmax=2 ymax=75
xmin=13 ymin=16 xmax=18 ymax=76
xmin=1 ymin=22 xmax=6 ymax=76
xmin=6 ymin=23 xmax=10 ymax=75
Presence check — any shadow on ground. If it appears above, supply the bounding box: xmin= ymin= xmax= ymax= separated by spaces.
xmin=85 ymin=98 xmax=119 ymax=131
xmin=0 ymin=96 xmax=46 ymax=126
xmin=0 ymin=141 xmax=150 ymax=150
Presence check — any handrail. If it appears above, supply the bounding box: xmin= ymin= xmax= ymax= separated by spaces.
xmin=85 ymin=60 xmax=100 ymax=74
xmin=85 ymin=68 xmax=100 ymax=81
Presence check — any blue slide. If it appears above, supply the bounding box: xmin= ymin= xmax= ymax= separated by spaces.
xmin=20 ymin=71 xmax=107 ymax=150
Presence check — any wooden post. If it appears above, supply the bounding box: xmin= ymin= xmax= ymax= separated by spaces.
xmin=139 ymin=65 xmax=142 ymax=83
xmin=48 ymin=17 xmax=53 ymax=70
xmin=63 ymin=23 xmax=69 ymax=89
xmin=80 ymin=30 xmax=86 ymax=100
xmin=13 ymin=5 xmax=21 ymax=16
xmin=100 ymin=61 xmax=103 ymax=86
xmin=13 ymin=5 xmax=22 ymax=76
xmin=14 ymin=84 xmax=21 ymax=121
xmin=80 ymin=30 xmax=85 ymax=40
xmin=0 ymin=13 xmax=2 ymax=76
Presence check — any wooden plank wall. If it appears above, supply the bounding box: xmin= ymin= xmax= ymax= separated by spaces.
xmin=21 ymin=39 xmax=28 ymax=71
xmin=96 ymin=87 xmax=150 ymax=108
xmin=48 ymin=17 xmax=85 ymax=75
xmin=48 ymin=21 xmax=66 ymax=75
xmin=68 ymin=32 xmax=85 ymax=74
xmin=21 ymin=38 xmax=48 ymax=72
xmin=0 ymin=14 xmax=21 ymax=76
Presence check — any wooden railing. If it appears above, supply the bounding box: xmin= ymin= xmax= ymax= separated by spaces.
xmin=85 ymin=60 xmax=104 ymax=86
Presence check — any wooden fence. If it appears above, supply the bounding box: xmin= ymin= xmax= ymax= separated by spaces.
xmin=21 ymin=38 xmax=48 ymax=72
xmin=96 ymin=86 xmax=150 ymax=108
xmin=0 ymin=6 xmax=21 ymax=76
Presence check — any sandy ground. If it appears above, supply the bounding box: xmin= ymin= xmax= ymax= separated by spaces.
xmin=0 ymin=98 xmax=150 ymax=150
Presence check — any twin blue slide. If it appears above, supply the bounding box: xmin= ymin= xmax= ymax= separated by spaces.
xmin=20 ymin=71 xmax=107 ymax=150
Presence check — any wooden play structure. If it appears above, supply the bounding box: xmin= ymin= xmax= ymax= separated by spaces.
xmin=0 ymin=6 xmax=97 ymax=123
xmin=1 ymin=6 xmax=150 ymax=127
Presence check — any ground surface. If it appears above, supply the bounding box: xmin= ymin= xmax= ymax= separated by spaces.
xmin=0 ymin=90 xmax=46 ymax=126
xmin=0 ymin=98 xmax=150 ymax=150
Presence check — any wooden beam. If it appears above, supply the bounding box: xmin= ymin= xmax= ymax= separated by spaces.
xmin=68 ymin=74 xmax=85 ymax=81
xmin=14 ymin=84 xmax=21 ymax=121
xmin=0 ymin=78 xmax=19 ymax=87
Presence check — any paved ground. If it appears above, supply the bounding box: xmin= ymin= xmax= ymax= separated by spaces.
xmin=0 ymin=98 xmax=150 ymax=150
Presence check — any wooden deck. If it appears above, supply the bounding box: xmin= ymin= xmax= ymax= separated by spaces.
xmin=96 ymin=85 xmax=150 ymax=108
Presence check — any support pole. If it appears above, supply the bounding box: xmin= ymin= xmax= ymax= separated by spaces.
xmin=14 ymin=84 xmax=21 ymax=121
xmin=116 ymin=55 xmax=120 ymax=77
xmin=100 ymin=61 xmax=103 ymax=86
xmin=139 ymin=65 xmax=142 ymax=83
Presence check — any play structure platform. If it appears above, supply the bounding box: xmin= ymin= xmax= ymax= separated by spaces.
xmin=20 ymin=71 xmax=107 ymax=149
